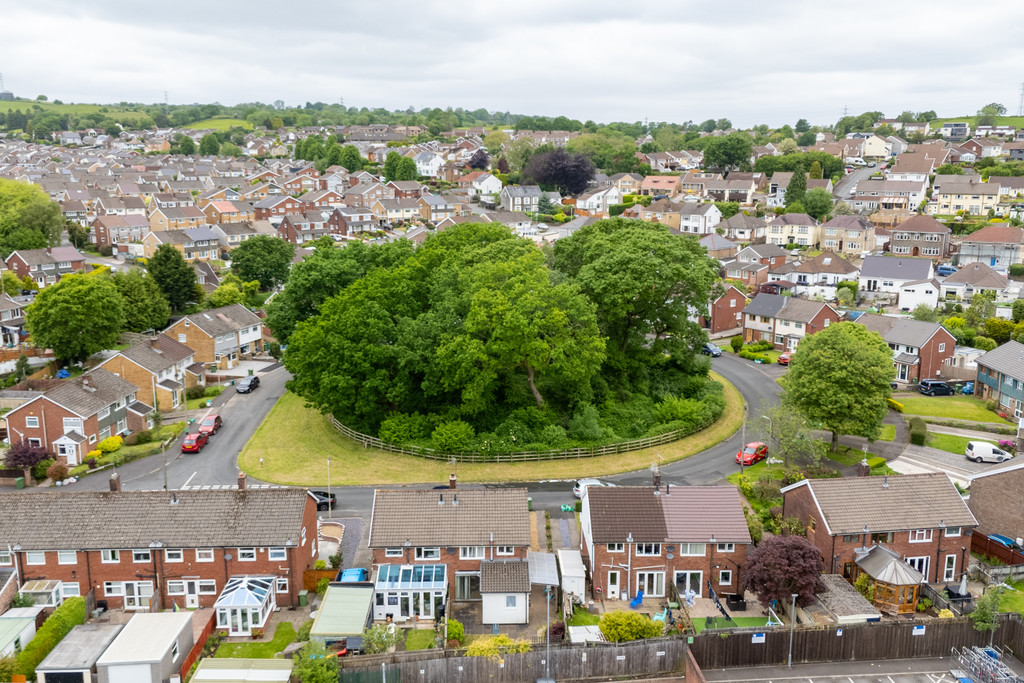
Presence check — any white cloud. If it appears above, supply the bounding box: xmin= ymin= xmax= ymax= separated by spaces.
xmin=3 ymin=0 xmax=1024 ymax=127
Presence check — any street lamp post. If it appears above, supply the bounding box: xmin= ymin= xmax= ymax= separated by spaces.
xmin=787 ymin=593 xmax=798 ymax=668
xmin=327 ymin=456 xmax=332 ymax=520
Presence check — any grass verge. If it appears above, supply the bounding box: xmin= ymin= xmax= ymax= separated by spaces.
xmin=214 ymin=622 xmax=295 ymax=658
xmin=898 ymin=396 xmax=1012 ymax=424
xmin=239 ymin=372 xmax=743 ymax=486
xmin=878 ymin=424 xmax=896 ymax=442
xmin=404 ymin=628 xmax=436 ymax=650
xmin=927 ymin=432 xmax=996 ymax=456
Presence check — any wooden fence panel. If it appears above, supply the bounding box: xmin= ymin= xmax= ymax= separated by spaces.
xmin=303 ymin=569 xmax=337 ymax=591
xmin=972 ymin=533 xmax=1024 ymax=565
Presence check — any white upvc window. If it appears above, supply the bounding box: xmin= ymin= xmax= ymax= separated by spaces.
xmin=716 ymin=543 xmax=735 ymax=553
xmin=0 ymin=550 xmax=10 ymax=566
xmin=238 ymin=547 xmax=257 ymax=561
xmin=133 ymin=549 xmax=151 ymax=563
xmin=58 ymin=550 xmax=77 ymax=564
xmin=635 ymin=543 xmax=661 ymax=557
xmin=607 ymin=543 xmax=624 ymax=553
xmin=909 ymin=529 xmax=933 ymax=543
xmin=415 ymin=547 xmax=440 ymax=561
xmin=25 ymin=416 xmax=39 ymax=428
xmin=276 ymin=578 xmax=289 ymax=594
xmin=101 ymin=549 xmax=120 ymax=563
xmin=198 ymin=580 xmax=217 ymax=594
xmin=679 ymin=543 xmax=707 ymax=556
xmin=945 ymin=527 xmax=962 ymax=538
xmin=103 ymin=582 xmax=124 ymax=596
xmin=195 ymin=548 xmax=214 ymax=562
xmin=496 ymin=546 xmax=515 ymax=556
xmin=268 ymin=547 xmax=287 ymax=561
xmin=165 ymin=549 xmax=184 ymax=563
xmin=719 ymin=570 xmax=733 ymax=586
xmin=385 ymin=548 xmax=403 ymax=558
xmin=460 ymin=546 xmax=485 ymax=560
xmin=167 ymin=581 xmax=186 ymax=595
xmin=26 ymin=551 xmax=45 ymax=565
xmin=61 ymin=582 xmax=81 ymax=598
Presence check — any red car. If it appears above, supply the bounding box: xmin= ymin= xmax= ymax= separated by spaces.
xmin=181 ymin=432 xmax=210 ymax=453
xmin=198 ymin=413 xmax=223 ymax=437
xmin=777 ymin=352 xmax=792 ymax=366
xmin=736 ymin=442 xmax=768 ymax=466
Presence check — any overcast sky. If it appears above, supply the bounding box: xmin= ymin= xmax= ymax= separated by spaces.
xmin=5 ymin=0 xmax=1024 ymax=128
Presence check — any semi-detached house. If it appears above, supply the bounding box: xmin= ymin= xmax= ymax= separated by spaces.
xmin=95 ymin=335 xmax=200 ymax=413
xmin=741 ymin=293 xmax=839 ymax=350
xmin=4 ymin=369 xmax=145 ymax=466
xmin=855 ymin=313 xmax=955 ymax=384
xmin=164 ymin=304 xmax=263 ymax=371
xmin=974 ymin=339 xmax=1024 ymax=419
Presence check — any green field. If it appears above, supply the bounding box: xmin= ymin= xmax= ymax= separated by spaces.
xmin=927 ymin=116 xmax=1024 ymax=131
xmin=185 ymin=118 xmax=253 ymax=131
xmin=0 ymin=99 xmax=151 ymax=122
xmin=898 ymin=396 xmax=1013 ymax=424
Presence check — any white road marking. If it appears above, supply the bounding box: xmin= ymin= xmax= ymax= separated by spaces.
xmin=182 ymin=472 xmax=197 ymax=489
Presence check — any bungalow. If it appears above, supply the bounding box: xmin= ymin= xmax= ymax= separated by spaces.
xmin=639 ymin=175 xmax=682 ymax=197
xmin=858 ymin=255 xmax=934 ymax=300
xmin=718 ymin=213 xmax=767 ymax=242
xmin=940 ymin=263 xmax=1011 ymax=302
xmin=163 ymin=304 xmax=264 ymax=370
xmin=741 ymin=293 xmax=839 ymax=350
xmin=5 ymin=369 xmax=144 ymax=466
xmin=855 ymin=313 xmax=955 ymax=384
xmin=698 ymin=234 xmax=738 ymax=261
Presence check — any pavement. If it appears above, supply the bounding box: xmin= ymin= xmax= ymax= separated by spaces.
xmin=700 ymin=655 xmax=1024 ymax=682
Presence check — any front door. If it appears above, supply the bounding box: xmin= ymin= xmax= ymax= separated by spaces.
xmin=675 ymin=571 xmax=703 ymax=598
xmin=945 ymin=554 xmax=957 ymax=582
xmin=607 ymin=571 xmax=620 ymax=599
xmin=185 ymin=581 xmax=199 ymax=609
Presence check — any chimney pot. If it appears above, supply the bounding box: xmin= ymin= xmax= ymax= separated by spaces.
xmin=238 ymin=472 xmax=247 ymax=490
xmin=652 ymin=471 xmax=662 ymax=489
xmin=449 ymin=473 xmax=457 ymax=490
xmin=108 ymin=473 xmax=121 ymax=492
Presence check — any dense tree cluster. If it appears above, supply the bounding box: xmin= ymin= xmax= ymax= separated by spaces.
xmin=282 ymin=221 xmax=723 ymax=450
xmin=0 ymin=179 xmax=63 ymax=257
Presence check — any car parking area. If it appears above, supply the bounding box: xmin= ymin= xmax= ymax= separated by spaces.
xmin=701 ymin=655 xmax=1024 ymax=682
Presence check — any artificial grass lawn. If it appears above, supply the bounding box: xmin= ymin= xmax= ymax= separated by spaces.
xmin=239 ymin=372 xmax=744 ymax=486
xmin=404 ymin=628 xmax=436 ymax=650
xmin=566 ymin=607 xmax=600 ymax=627
xmin=927 ymin=432 xmax=996 ymax=456
xmin=691 ymin=616 xmax=772 ymax=634
xmin=878 ymin=424 xmax=896 ymax=442
xmin=898 ymin=396 xmax=1012 ymax=424
xmin=215 ymin=622 xmax=295 ymax=658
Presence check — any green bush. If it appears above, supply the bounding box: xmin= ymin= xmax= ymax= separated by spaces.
xmin=866 ymin=456 xmax=886 ymax=469
xmin=316 ymin=577 xmax=330 ymax=595
xmin=378 ymin=412 xmax=433 ymax=443
xmin=96 ymin=435 xmax=123 ymax=453
xmin=887 ymin=398 xmax=904 ymax=412
xmin=738 ymin=349 xmax=770 ymax=363
xmin=16 ymin=596 xmax=86 ymax=676
xmin=32 ymin=458 xmax=54 ymax=482
xmin=837 ymin=280 xmax=858 ymax=297
xmin=730 ymin=335 xmax=743 ymax=352
xmin=446 ymin=618 xmax=466 ymax=645
xmin=599 ymin=610 xmax=664 ymax=642
xmin=909 ymin=416 xmax=927 ymax=446
xmin=46 ymin=461 xmax=69 ymax=481
xmin=186 ymin=385 xmax=207 ymax=400
xmin=134 ymin=429 xmax=152 ymax=445
xmin=1010 ymin=264 xmax=1024 ymax=277
xmin=296 ymin=619 xmax=314 ymax=642
xmin=431 ymin=420 xmax=475 ymax=452
xmin=568 ymin=405 xmax=603 ymax=441
xmin=539 ymin=424 xmax=569 ymax=446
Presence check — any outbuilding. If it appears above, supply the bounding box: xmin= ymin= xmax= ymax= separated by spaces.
xmin=191 ymin=658 xmax=293 ymax=683
xmin=556 ymin=549 xmax=586 ymax=603
xmin=37 ymin=623 xmax=124 ymax=683
xmin=480 ymin=560 xmax=530 ymax=625
xmin=310 ymin=583 xmax=375 ymax=650
xmin=95 ymin=612 xmax=193 ymax=683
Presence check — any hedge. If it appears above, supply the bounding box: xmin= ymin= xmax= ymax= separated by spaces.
xmin=743 ymin=341 xmax=774 ymax=353
xmin=17 ymin=596 xmax=86 ymax=676
xmin=866 ymin=456 xmax=886 ymax=469
xmin=738 ymin=349 xmax=770 ymax=363
xmin=887 ymin=398 xmax=904 ymax=412
xmin=1010 ymin=264 xmax=1024 ymax=277
xmin=908 ymin=416 xmax=927 ymax=446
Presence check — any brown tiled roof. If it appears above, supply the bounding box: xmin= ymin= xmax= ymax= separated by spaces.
xmin=369 ymin=489 xmax=530 ymax=547
xmin=0 ymin=488 xmax=310 ymax=550
xmin=961 ymin=224 xmax=1024 ymax=245
xmin=897 ymin=215 xmax=950 ymax=234
xmin=783 ymin=472 xmax=976 ymax=535
xmin=587 ymin=486 xmax=750 ymax=544
xmin=118 ymin=334 xmax=194 ymax=372
xmin=480 ymin=560 xmax=530 ymax=593
xmin=41 ymin=369 xmax=139 ymax=418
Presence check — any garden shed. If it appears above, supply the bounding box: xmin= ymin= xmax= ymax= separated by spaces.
xmin=0 ymin=611 xmax=36 ymax=658
xmin=191 ymin=658 xmax=293 ymax=683
xmin=556 ymin=549 xmax=586 ymax=602
xmin=36 ymin=623 xmax=124 ymax=683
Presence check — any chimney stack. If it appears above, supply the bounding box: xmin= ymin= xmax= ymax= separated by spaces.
xmin=653 ymin=470 xmax=662 ymax=489
xmin=238 ymin=472 xmax=247 ymax=490
xmin=109 ymin=473 xmax=121 ymax=492
xmin=449 ymin=473 xmax=457 ymax=490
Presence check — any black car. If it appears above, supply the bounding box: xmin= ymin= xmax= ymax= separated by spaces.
xmin=701 ymin=343 xmax=722 ymax=357
xmin=235 ymin=375 xmax=260 ymax=393
xmin=310 ymin=490 xmax=336 ymax=511
xmin=918 ymin=379 xmax=954 ymax=396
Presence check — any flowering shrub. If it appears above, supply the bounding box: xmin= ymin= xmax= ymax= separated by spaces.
xmin=87 ymin=449 xmax=102 ymax=459
xmin=999 ymin=440 xmax=1015 ymax=450
xmin=96 ymin=436 xmax=123 ymax=453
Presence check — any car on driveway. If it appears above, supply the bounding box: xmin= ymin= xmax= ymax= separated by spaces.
xmin=181 ymin=432 xmax=209 ymax=453
xmin=701 ymin=343 xmax=722 ymax=357
xmin=736 ymin=442 xmax=768 ymax=466
xmin=198 ymin=413 xmax=222 ymax=436
xmin=918 ymin=379 xmax=954 ymax=396
xmin=989 ymin=533 xmax=1024 ymax=551
xmin=777 ymin=352 xmax=791 ymax=366
xmin=236 ymin=375 xmax=260 ymax=393
xmin=310 ymin=490 xmax=337 ymax=511
xmin=574 ymin=479 xmax=616 ymax=498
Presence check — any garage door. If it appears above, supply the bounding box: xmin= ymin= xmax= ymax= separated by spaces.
xmin=39 ymin=672 xmax=87 ymax=683
xmin=108 ymin=663 xmax=152 ymax=683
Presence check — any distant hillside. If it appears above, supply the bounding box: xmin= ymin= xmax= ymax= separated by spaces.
xmin=183 ymin=118 xmax=253 ymax=131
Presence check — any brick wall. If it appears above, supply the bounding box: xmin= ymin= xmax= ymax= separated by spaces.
xmin=588 ymin=542 xmax=749 ymax=600
xmin=709 ymin=289 xmax=745 ymax=335
xmin=919 ymin=329 xmax=956 ymax=381
xmin=165 ymin=320 xmax=216 ymax=365
xmin=6 ymin=398 xmax=99 ymax=464
xmin=369 ymin=545 xmax=529 ymax=604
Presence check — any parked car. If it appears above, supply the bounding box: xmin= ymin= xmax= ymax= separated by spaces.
xmin=868 ymin=162 xmax=876 ymax=167
xmin=918 ymin=379 xmax=954 ymax=396
xmin=338 ymin=568 xmax=369 ymax=583
xmin=988 ymin=533 xmax=1024 ymax=551
xmin=198 ymin=413 xmax=222 ymax=436
xmin=777 ymin=352 xmax=791 ymax=366
xmin=310 ymin=490 xmax=337 ymax=511
xmin=574 ymin=479 xmax=616 ymax=498
xmin=965 ymin=440 xmax=1014 ymax=464
xmin=936 ymin=264 xmax=958 ymax=277
xmin=181 ymin=432 xmax=209 ymax=453
xmin=736 ymin=442 xmax=768 ymax=466
xmin=236 ymin=375 xmax=260 ymax=393
xmin=701 ymin=343 xmax=722 ymax=357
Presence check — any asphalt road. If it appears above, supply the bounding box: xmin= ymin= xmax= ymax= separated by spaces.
xmin=59 ymin=365 xmax=291 ymax=493
xmin=832 ymin=164 xmax=877 ymax=200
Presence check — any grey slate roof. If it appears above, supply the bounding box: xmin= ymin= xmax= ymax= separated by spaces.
xmin=698 ymin=234 xmax=735 ymax=250
xmin=587 ymin=486 xmax=750 ymax=544
xmin=741 ymin=293 xmax=832 ymax=324
xmin=369 ymin=489 xmax=530 ymax=547
xmin=41 ymin=369 xmax=138 ymax=418
xmin=856 ymin=313 xmax=944 ymax=348
xmin=975 ymin=340 xmax=1024 ymax=380
xmin=36 ymin=624 xmax=125 ymax=672
xmin=0 ymin=488 xmax=310 ymax=550
xmin=782 ymin=472 xmax=976 ymax=536
xmin=719 ymin=213 xmax=767 ymax=230
xmin=480 ymin=560 xmax=531 ymax=593
xmin=859 ymin=255 xmax=932 ymax=280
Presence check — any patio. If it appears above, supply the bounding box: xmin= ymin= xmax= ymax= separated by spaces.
xmin=450 ymin=584 xmax=552 ymax=639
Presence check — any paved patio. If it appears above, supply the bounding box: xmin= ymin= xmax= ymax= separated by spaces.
xmin=450 ymin=584 xmax=552 ymax=639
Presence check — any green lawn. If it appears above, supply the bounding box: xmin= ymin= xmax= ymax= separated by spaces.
xmin=184 ymin=118 xmax=253 ymax=131
xmin=878 ymin=424 xmax=896 ymax=442
xmin=898 ymin=396 xmax=1012 ymax=424
xmin=927 ymin=432 xmax=996 ymax=456
xmin=998 ymin=581 xmax=1024 ymax=613
xmin=725 ymin=459 xmax=789 ymax=484
xmin=404 ymin=628 xmax=436 ymax=650
xmin=566 ymin=607 xmax=600 ymax=626
xmin=239 ymin=373 xmax=743 ymax=486
xmin=215 ymin=623 xmax=295 ymax=658
xmin=186 ymin=386 xmax=224 ymax=411
xmin=691 ymin=616 xmax=773 ymax=634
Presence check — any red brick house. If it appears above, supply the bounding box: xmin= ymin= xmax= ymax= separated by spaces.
xmin=5 ymin=369 xmax=146 ymax=466
xmin=5 ymin=247 xmax=87 ymax=288
xmin=277 ymin=212 xmax=331 ymax=245
xmin=855 ymin=314 xmax=956 ymax=384
xmin=0 ymin=481 xmax=318 ymax=626
xmin=702 ymin=286 xmax=747 ymax=335
xmin=741 ymin=294 xmax=840 ymax=350
xmin=782 ymin=473 xmax=976 ymax=585
xmin=966 ymin=460 xmax=1024 ymax=542
xmin=253 ymin=196 xmax=304 ymax=222
xmin=326 ymin=207 xmax=376 ymax=236
xmin=581 ymin=484 xmax=751 ymax=603
xmin=367 ymin=484 xmax=530 ymax=624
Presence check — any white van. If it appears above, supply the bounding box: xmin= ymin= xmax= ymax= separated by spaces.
xmin=965 ymin=441 xmax=1013 ymax=464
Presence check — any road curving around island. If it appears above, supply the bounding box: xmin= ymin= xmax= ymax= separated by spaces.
xmin=238 ymin=371 xmax=745 ymax=487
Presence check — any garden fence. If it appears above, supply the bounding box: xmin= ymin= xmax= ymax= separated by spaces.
xmin=328 ymin=415 xmax=717 ymax=463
